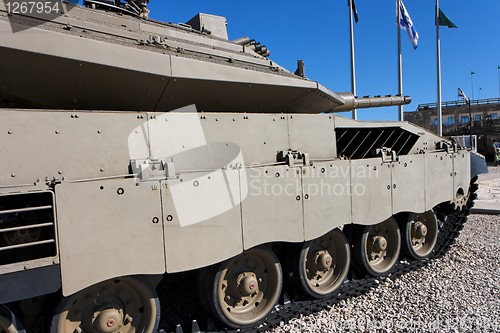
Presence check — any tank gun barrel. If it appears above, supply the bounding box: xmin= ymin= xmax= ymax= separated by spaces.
xmin=333 ymin=93 xmax=412 ymax=112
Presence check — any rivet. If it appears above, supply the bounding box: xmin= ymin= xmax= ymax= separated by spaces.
xmin=58 ymin=171 xmax=63 ymax=175
xmin=11 ymin=173 xmax=15 ymax=177
xmin=97 ymin=130 xmax=102 ymax=134
xmin=7 ymin=130 xmax=12 ymax=134
xmin=55 ymin=130 xmax=60 ymax=134
xmin=100 ymin=168 xmax=104 ymax=172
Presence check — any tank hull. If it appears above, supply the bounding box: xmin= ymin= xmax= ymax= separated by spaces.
xmin=0 ymin=108 xmax=472 ymax=298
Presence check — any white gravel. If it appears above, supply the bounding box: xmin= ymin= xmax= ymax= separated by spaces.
xmin=270 ymin=214 xmax=500 ymax=333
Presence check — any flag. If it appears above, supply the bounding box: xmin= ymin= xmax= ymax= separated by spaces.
xmin=349 ymin=0 xmax=359 ymax=23
xmin=398 ymin=0 xmax=419 ymax=50
xmin=471 ymin=71 xmax=476 ymax=75
xmin=458 ymin=88 xmax=468 ymax=101
xmin=437 ymin=8 xmax=457 ymax=28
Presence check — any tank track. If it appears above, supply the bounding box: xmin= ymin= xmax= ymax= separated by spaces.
xmin=162 ymin=176 xmax=479 ymax=333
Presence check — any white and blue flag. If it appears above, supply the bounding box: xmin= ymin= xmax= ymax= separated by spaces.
xmin=398 ymin=0 xmax=419 ymax=50
xmin=458 ymin=88 xmax=468 ymax=101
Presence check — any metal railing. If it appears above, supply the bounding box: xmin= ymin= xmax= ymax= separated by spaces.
xmin=418 ymin=97 xmax=500 ymax=110
xmin=450 ymin=135 xmax=477 ymax=151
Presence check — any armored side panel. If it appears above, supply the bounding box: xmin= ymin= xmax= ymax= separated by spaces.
xmin=302 ymin=160 xmax=351 ymax=240
xmin=392 ymin=154 xmax=426 ymax=214
xmin=55 ymin=179 xmax=165 ymax=296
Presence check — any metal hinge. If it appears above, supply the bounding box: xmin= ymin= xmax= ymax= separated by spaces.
xmin=376 ymin=147 xmax=397 ymax=163
xmin=130 ymin=158 xmax=176 ymax=181
xmin=436 ymin=140 xmax=457 ymax=153
xmin=277 ymin=149 xmax=310 ymax=167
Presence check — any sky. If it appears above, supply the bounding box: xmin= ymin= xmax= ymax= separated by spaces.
xmin=142 ymin=1 xmax=498 ymax=120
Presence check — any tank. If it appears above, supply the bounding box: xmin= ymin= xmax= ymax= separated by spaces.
xmin=0 ymin=1 xmax=486 ymax=332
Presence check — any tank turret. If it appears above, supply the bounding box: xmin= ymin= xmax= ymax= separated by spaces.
xmin=0 ymin=1 xmax=409 ymax=114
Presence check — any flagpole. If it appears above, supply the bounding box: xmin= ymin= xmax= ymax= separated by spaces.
xmin=397 ymin=0 xmax=403 ymax=121
xmin=349 ymin=0 xmax=357 ymax=120
xmin=497 ymin=65 xmax=500 ymax=98
xmin=436 ymin=0 xmax=443 ymax=137
xmin=471 ymin=72 xmax=475 ymax=101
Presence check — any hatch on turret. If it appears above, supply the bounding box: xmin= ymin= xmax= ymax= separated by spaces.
xmin=186 ymin=13 xmax=228 ymax=40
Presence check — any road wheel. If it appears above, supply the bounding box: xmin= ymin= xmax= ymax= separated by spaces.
xmin=352 ymin=217 xmax=401 ymax=277
xmin=401 ymin=211 xmax=438 ymax=260
xmin=207 ymin=247 xmax=282 ymax=329
xmin=0 ymin=305 xmax=25 ymax=333
xmin=293 ymin=229 xmax=350 ymax=298
xmin=50 ymin=276 xmax=160 ymax=333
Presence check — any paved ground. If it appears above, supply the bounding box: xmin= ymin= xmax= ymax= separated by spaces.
xmin=472 ymin=166 xmax=500 ymax=214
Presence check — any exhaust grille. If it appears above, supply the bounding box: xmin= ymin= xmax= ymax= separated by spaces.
xmin=335 ymin=127 xmax=419 ymax=160
xmin=0 ymin=192 xmax=57 ymax=266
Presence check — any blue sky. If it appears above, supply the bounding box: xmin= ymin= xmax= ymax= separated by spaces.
xmin=141 ymin=1 xmax=498 ymax=120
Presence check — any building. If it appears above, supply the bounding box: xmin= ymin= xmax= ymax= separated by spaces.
xmin=404 ymin=97 xmax=500 ymax=160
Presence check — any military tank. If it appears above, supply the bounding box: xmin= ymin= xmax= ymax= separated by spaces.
xmin=0 ymin=1 xmax=486 ymax=332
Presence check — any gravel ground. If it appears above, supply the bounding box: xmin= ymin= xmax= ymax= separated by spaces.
xmin=270 ymin=214 xmax=500 ymax=333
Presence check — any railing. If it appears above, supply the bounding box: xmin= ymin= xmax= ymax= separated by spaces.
xmin=418 ymin=97 xmax=500 ymax=110
xmin=450 ymin=135 xmax=477 ymax=151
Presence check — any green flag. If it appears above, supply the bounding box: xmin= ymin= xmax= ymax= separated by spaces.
xmin=437 ymin=8 xmax=457 ymax=28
